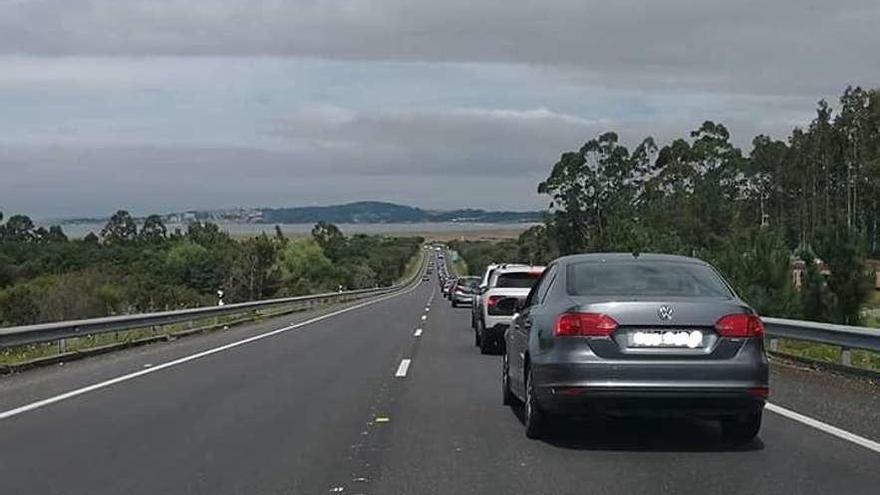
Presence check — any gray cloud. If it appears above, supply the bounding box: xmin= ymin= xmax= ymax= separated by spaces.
xmin=1 ymin=0 xmax=878 ymax=94
xmin=1 ymin=1 xmax=875 ymax=217
xmin=1 ymin=143 xmax=551 ymax=218
xmin=2 ymin=100 xmax=806 ymax=218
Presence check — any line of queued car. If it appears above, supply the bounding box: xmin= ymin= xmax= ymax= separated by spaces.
xmin=431 ymin=246 xmax=769 ymax=443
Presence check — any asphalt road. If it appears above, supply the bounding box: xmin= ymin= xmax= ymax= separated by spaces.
xmin=1 ymin=274 xmax=879 ymax=494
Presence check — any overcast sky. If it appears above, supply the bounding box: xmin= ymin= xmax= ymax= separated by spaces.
xmin=2 ymin=0 xmax=878 ymax=218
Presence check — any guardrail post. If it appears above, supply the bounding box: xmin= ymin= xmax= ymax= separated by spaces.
xmin=840 ymin=347 xmax=853 ymax=367
xmin=768 ymin=338 xmax=779 ymax=352
xmin=58 ymin=338 xmax=67 ymax=354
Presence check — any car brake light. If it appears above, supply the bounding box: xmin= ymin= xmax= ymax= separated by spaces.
xmin=715 ymin=313 xmax=764 ymax=338
xmin=487 ymin=295 xmax=503 ymax=309
xmin=553 ymin=313 xmax=618 ymax=337
xmin=749 ymin=387 xmax=770 ymax=398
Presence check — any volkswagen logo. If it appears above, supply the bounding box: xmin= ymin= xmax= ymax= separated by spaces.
xmin=658 ymin=305 xmax=674 ymax=320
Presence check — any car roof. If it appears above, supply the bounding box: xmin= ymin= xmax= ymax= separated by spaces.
xmin=493 ymin=265 xmax=545 ymax=275
xmin=553 ymin=252 xmax=710 ymax=266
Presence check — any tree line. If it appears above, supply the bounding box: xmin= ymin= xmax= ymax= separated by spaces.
xmin=0 ymin=212 xmax=421 ymax=326
xmin=455 ymin=86 xmax=880 ymax=325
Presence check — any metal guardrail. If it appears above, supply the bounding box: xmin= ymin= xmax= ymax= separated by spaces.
xmin=763 ymin=317 xmax=880 ymax=367
xmin=0 ymin=252 xmax=426 ymax=349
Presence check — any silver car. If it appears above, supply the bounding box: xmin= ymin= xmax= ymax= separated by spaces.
xmin=501 ymin=253 xmax=769 ymax=442
xmin=451 ymin=277 xmax=480 ymax=307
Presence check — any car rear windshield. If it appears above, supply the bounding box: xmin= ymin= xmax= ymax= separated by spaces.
xmin=567 ymin=261 xmax=733 ymax=298
xmin=495 ymin=272 xmax=542 ymax=288
xmin=459 ymin=277 xmax=480 ymax=288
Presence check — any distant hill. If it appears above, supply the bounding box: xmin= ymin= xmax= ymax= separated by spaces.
xmin=53 ymin=201 xmax=545 ymax=225
xmin=260 ymin=201 xmax=543 ymax=224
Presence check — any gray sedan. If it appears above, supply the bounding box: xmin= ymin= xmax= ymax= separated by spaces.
xmin=501 ymin=253 xmax=769 ymax=442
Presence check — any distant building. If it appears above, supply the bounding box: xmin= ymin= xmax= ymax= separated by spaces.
xmin=792 ymin=258 xmax=880 ymax=291
xmin=791 ymin=258 xmax=829 ymax=290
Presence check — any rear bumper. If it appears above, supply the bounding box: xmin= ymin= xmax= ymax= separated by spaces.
xmin=531 ymin=342 xmax=768 ymax=418
xmin=535 ymin=386 xmax=766 ymax=417
xmin=452 ymin=294 xmax=474 ymax=304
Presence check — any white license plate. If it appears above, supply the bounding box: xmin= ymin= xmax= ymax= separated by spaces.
xmin=629 ymin=330 xmax=704 ymax=349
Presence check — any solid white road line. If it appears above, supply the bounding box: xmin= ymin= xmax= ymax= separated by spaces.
xmin=414 ymin=329 xmax=423 ymax=337
xmin=0 ymin=279 xmax=423 ymax=422
xmin=395 ymin=359 xmax=412 ymax=377
xmin=766 ymin=403 xmax=880 ymax=454
xmin=421 ymin=315 xmax=427 ymax=321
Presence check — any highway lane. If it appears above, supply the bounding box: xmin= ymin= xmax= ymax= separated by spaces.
xmin=0 ymin=279 xmax=435 ymax=494
xmin=1 ymin=270 xmax=880 ymax=494
xmin=0 ymin=297 xmax=397 ymax=413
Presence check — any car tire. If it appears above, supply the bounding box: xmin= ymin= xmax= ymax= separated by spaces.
xmin=502 ymin=351 xmax=520 ymax=406
xmin=452 ymin=300 xmax=457 ymax=308
xmin=524 ymin=367 xmax=546 ymax=439
xmin=479 ymin=325 xmax=492 ymax=355
xmin=721 ymin=411 xmax=762 ymax=443
xmin=474 ymin=326 xmax=481 ymax=346
xmin=479 ymin=336 xmax=490 ymax=354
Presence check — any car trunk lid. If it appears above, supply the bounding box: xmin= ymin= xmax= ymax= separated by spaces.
xmin=569 ymin=297 xmax=753 ymax=359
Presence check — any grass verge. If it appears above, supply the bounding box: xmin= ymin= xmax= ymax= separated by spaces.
xmin=0 ymin=300 xmax=344 ymax=371
xmin=775 ymin=338 xmax=880 ymax=372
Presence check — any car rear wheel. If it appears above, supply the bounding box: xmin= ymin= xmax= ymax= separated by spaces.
xmin=524 ymin=367 xmax=546 ymax=439
xmin=502 ymin=351 xmax=520 ymax=406
xmin=478 ymin=324 xmax=492 ymax=354
xmin=721 ymin=411 xmax=762 ymax=443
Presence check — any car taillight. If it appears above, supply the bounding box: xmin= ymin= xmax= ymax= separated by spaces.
xmin=553 ymin=313 xmax=618 ymax=337
xmin=487 ymin=295 xmax=503 ymax=309
xmin=749 ymin=387 xmax=770 ymax=399
xmin=715 ymin=313 xmax=764 ymax=338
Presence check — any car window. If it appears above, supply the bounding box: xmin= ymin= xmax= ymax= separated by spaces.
xmin=567 ymin=261 xmax=733 ymax=298
xmin=524 ymin=264 xmax=556 ymax=308
xmin=495 ymin=271 xmax=542 ymax=289
xmin=538 ymin=270 xmax=558 ymax=305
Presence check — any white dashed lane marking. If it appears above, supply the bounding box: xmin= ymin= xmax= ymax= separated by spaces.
xmin=395 ymin=359 xmax=412 ymax=378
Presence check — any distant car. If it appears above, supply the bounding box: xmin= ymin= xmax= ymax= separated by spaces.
xmin=502 ymin=253 xmax=769 ymax=442
xmin=474 ymin=265 xmax=544 ymax=354
xmin=451 ymin=277 xmax=480 ymax=307
xmin=422 ymin=275 xmax=430 ymax=282
xmin=442 ymin=278 xmax=457 ymax=298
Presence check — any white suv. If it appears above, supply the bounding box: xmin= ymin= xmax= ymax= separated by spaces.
xmin=473 ymin=265 xmax=544 ymax=354
xmin=471 ymin=263 xmax=527 ymax=331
